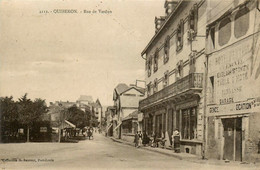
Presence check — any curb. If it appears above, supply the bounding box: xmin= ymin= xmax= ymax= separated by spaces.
xmin=109 ymin=137 xmax=185 ymax=160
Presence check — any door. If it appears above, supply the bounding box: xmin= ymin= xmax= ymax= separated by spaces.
xmin=222 ymin=118 xmax=242 ymax=161
xmin=156 ymin=114 xmax=162 ymax=138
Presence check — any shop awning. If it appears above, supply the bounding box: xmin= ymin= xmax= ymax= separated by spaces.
xmin=113 ymin=122 xmax=122 ymax=131
xmin=64 ymin=120 xmax=76 ymax=128
xmin=107 ymin=124 xmax=113 ymax=131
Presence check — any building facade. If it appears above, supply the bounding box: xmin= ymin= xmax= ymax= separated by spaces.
xmin=205 ymin=0 xmax=260 ymax=162
xmin=139 ymin=0 xmax=207 ymax=156
xmin=113 ymin=83 xmax=145 ymax=139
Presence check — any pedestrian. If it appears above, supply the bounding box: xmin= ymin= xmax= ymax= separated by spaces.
xmin=151 ymin=132 xmax=157 ymax=147
xmin=138 ymin=131 xmax=143 ymax=148
xmin=134 ymin=131 xmax=139 ymax=147
xmin=142 ymin=132 xmax=150 ymax=146
xmin=172 ymin=129 xmax=180 ymax=153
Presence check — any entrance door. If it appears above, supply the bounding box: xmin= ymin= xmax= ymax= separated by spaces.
xmin=222 ymin=118 xmax=242 ymax=161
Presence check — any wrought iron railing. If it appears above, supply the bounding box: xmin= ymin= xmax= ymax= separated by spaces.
xmin=139 ymin=73 xmax=203 ymax=108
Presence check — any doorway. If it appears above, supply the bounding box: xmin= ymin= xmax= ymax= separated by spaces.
xmin=156 ymin=114 xmax=162 ymax=138
xmin=222 ymin=118 xmax=242 ymax=161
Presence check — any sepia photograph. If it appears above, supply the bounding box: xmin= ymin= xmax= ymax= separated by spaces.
xmin=0 ymin=0 xmax=260 ymax=169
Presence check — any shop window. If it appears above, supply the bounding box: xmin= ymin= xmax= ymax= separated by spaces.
xmin=188 ymin=3 xmax=198 ymax=41
xmin=181 ymin=107 xmax=197 ymax=140
xmin=154 ymin=49 xmax=159 ymax=72
xmin=176 ymin=19 xmax=184 ymax=52
xmin=153 ymin=78 xmax=158 ymax=93
xmin=218 ymin=17 xmax=231 ymax=46
xmin=164 ymin=36 xmax=170 ymax=64
xmin=234 ymin=7 xmax=249 ymax=39
xmin=163 ymin=71 xmax=169 ymax=88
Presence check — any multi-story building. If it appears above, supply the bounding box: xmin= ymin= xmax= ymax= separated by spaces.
xmin=113 ymin=83 xmax=145 ymax=139
xmin=139 ymin=0 xmax=207 ymax=156
xmin=205 ymin=0 xmax=260 ymax=162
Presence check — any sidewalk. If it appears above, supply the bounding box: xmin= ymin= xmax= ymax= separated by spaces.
xmin=109 ymin=136 xmax=259 ymax=167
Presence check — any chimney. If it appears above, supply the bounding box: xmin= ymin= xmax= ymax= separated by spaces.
xmin=164 ymin=0 xmax=178 ymax=16
xmin=155 ymin=16 xmax=166 ymax=33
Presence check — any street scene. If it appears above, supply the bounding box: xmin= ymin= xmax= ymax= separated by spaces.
xmin=0 ymin=132 xmax=258 ymax=170
xmin=1 ymin=0 xmax=260 ymax=169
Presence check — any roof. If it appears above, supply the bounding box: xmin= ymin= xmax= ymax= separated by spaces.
xmin=115 ymin=83 xmax=129 ymax=95
xmin=122 ymin=110 xmax=138 ymax=121
xmin=64 ymin=120 xmax=76 ymax=128
xmin=141 ymin=0 xmax=183 ymax=56
xmin=78 ymin=95 xmax=93 ymax=102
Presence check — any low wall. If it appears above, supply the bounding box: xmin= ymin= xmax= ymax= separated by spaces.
xmin=121 ymin=133 xmax=135 ymax=143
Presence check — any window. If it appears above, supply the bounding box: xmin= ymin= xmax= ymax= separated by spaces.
xmin=176 ymin=19 xmax=184 ymax=51
xmin=148 ymin=58 xmax=152 ymax=77
xmin=188 ymin=3 xmax=198 ymax=41
xmin=189 ymin=52 xmax=196 ymax=73
xmin=209 ymin=27 xmax=215 ymax=49
xmin=164 ymin=36 xmax=170 ymax=64
xmin=218 ymin=17 xmax=231 ymax=46
xmin=234 ymin=7 xmax=249 ymax=38
xmin=153 ymin=78 xmax=158 ymax=93
xmin=209 ymin=76 xmax=215 ymax=103
xmin=147 ymin=82 xmax=151 ymax=96
xmin=181 ymin=107 xmax=197 ymax=140
xmin=163 ymin=71 xmax=169 ymax=88
xmin=154 ymin=49 xmax=159 ymax=72
xmin=176 ymin=60 xmax=183 ymax=80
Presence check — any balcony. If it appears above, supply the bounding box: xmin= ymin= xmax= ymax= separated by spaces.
xmin=139 ymin=73 xmax=203 ymax=109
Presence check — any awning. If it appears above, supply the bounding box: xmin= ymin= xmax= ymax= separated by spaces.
xmin=64 ymin=120 xmax=76 ymax=128
xmin=107 ymin=124 xmax=113 ymax=131
xmin=113 ymin=122 xmax=122 ymax=131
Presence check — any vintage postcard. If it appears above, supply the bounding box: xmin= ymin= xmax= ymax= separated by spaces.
xmin=0 ymin=0 xmax=259 ymax=169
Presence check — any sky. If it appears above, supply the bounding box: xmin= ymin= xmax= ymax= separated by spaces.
xmin=0 ymin=0 xmax=165 ymax=106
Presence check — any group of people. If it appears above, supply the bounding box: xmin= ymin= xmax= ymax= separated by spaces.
xmin=134 ymin=129 xmax=180 ymax=152
xmin=83 ymin=127 xmax=94 ymax=140
xmin=134 ymin=131 xmax=150 ymax=148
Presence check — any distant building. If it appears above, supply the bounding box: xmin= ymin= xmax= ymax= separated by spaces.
xmin=113 ymin=83 xmax=145 ymax=139
xmin=76 ymin=95 xmax=93 ymax=111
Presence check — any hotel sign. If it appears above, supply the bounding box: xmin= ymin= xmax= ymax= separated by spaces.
xmin=208 ymin=37 xmax=253 ymax=105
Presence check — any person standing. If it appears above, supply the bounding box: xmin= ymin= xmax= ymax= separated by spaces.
xmin=138 ymin=131 xmax=143 ymax=148
xmin=134 ymin=131 xmax=139 ymax=147
xmin=172 ymin=129 xmax=180 ymax=153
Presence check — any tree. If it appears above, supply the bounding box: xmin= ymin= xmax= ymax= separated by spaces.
xmin=66 ymin=106 xmax=88 ymax=129
xmin=0 ymin=96 xmax=18 ymax=142
xmin=17 ymin=94 xmax=47 ymax=142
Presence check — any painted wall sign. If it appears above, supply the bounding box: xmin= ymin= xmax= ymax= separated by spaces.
xmin=208 ymin=37 xmax=253 ymax=104
xmin=208 ymin=99 xmax=258 ymax=116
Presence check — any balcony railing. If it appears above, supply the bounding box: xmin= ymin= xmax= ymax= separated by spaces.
xmin=139 ymin=73 xmax=203 ymax=109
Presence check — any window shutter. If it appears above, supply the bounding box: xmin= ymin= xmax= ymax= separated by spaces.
xmin=180 ymin=19 xmax=184 ymax=47
xmin=193 ymin=3 xmax=198 ymax=34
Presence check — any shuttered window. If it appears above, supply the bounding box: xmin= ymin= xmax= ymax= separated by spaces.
xmin=176 ymin=19 xmax=184 ymax=51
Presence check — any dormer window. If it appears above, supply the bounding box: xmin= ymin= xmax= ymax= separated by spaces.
xmin=164 ymin=36 xmax=170 ymax=64
xmin=176 ymin=19 xmax=184 ymax=52
xmin=154 ymin=49 xmax=159 ymax=72
xmin=188 ymin=3 xmax=198 ymax=41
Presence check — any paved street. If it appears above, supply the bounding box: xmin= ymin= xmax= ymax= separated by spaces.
xmin=0 ymin=133 xmax=258 ymax=170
